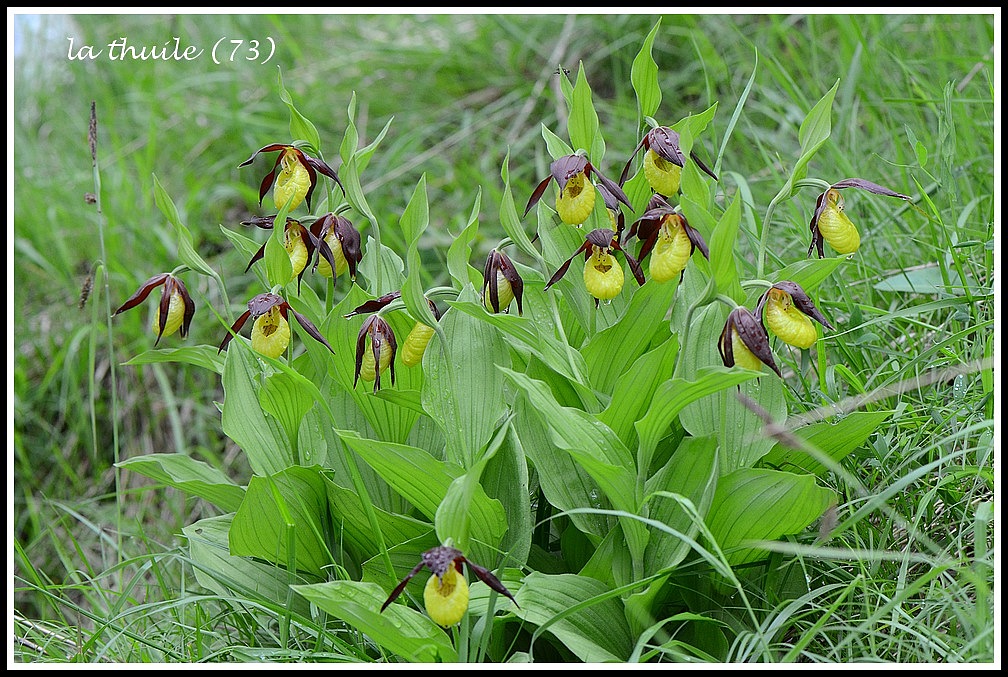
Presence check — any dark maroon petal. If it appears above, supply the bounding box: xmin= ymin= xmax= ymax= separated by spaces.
xmin=831 ymin=178 xmax=911 ymax=200
xmin=619 ymin=135 xmax=649 ymax=186
xmin=241 ymin=215 xmax=279 ymax=230
xmin=617 ymin=242 xmax=646 ymax=286
xmin=718 ymin=312 xmax=736 ymax=368
xmin=257 ymin=163 xmax=279 ymax=208
xmin=304 ymin=155 xmax=345 ymax=196
xmin=422 ymin=545 xmax=464 ymax=578
xmin=586 ymin=228 xmax=616 ymax=250
xmin=245 ymin=241 xmax=268 ymax=273
xmin=345 ymin=291 xmax=402 ymax=319
xmin=648 ymin=127 xmax=686 ymax=167
xmin=591 ymin=169 xmax=633 ymax=211
xmin=524 ymin=175 xmax=554 ymax=217
xmin=290 ymin=309 xmax=334 ymax=354
xmin=153 ymin=286 xmax=171 ymax=346
xmin=248 ymin=292 xmax=285 ymax=318
xmin=498 ymin=253 xmax=524 ymax=316
xmin=462 ymin=558 xmax=519 ymax=607
xmin=807 ymin=191 xmax=828 ymax=259
xmin=734 ymin=308 xmax=781 ymax=377
xmin=301 ymin=156 xmax=319 ymax=211
xmin=380 ymin=561 xmax=427 ymax=613
xmin=545 ymin=245 xmax=585 ymax=290
xmin=113 ymin=273 xmax=170 ymax=316
xmin=171 ymin=277 xmax=196 ymax=339
xmin=689 ymin=150 xmax=719 ymax=182
xmin=774 ymin=281 xmax=835 ymax=330
xmin=353 ymin=318 xmax=373 ymax=389
xmin=218 ymin=310 xmax=251 ymax=353
xmin=238 ymin=143 xmax=289 ymax=168
xmin=682 ymin=218 xmax=710 ymax=260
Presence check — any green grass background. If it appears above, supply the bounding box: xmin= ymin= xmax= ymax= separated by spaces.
xmin=12 ymin=11 xmax=995 ymax=662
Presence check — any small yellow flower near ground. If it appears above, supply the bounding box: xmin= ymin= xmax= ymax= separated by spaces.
xmin=555 ymin=171 xmax=596 ymax=225
xmin=401 ymin=322 xmax=436 ymax=368
xmin=482 ymin=249 xmax=523 ymax=315
xmin=151 ymin=288 xmax=186 ymax=338
xmin=308 ymin=213 xmax=363 ymax=286
xmin=354 ymin=315 xmax=398 ymax=393
xmin=649 ymin=217 xmax=693 ymax=282
xmin=808 ymin=178 xmax=911 ymax=258
xmin=627 ymin=197 xmax=710 ymax=284
xmin=619 ymin=125 xmax=719 ymax=195
xmin=218 ymin=292 xmax=334 ymax=358
xmin=718 ymin=307 xmax=781 ymax=377
xmin=274 ymin=148 xmax=312 ymax=211
xmin=381 ymin=544 xmax=518 ymax=628
xmin=423 ymin=566 xmax=470 ymax=628
xmin=239 ymin=142 xmax=344 ymax=212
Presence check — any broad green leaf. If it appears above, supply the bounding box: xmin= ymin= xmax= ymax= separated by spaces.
xmin=767 ymin=79 xmax=840 ymax=208
xmin=707 ymin=468 xmax=835 ymax=565
xmin=598 ymin=335 xmax=679 ymax=449
xmin=184 ymin=515 xmax=317 ymax=615
xmin=500 ymin=368 xmax=635 ymax=509
xmin=568 ymin=62 xmax=604 ymax=162
xmin=337 ymin=430 xmax=507 ymax=564
xmin=580 ymin=279 xmax=679 ymax=395
xmin=642 ymin=436 xmax=719 ymax=571
xmin=399 ymin=173 xmax=430 ymax=247
xmin=541 ymin=124 xmax=575 ymax=161
xmin=480 ymin=425 xmax=533 ymax=569
xmin=221 ymin=339 xmax=291 ymax=475
xmin=708 ymin=191 xmax=745 ymax=303
xmin=259 ymin=370 xmax=316 ymax=457
xmin=359 ymin=534 xmax=442 ymax=597
xmin=400 ymin=176 xmax=441 ymax=333
xmin=421 ymin=287 xmax=509 ymax=469
xmin=293 ymin=580 xmax=457 ymax=663
xmin=229 ymin=465 xmax=333 ymax=575
xmin=512 ymin=395 xmax=610 ymax=540
xmin=515 ymin=572 xmax=633 ymax=663
xmin=117 ymin=453 xmax=245 ymax=512
xmin=339 ymin=91 xmax=360 ymax=167
xmin=762 ymin=411 xmax=893 ymax=476
xmin=124 ymin=345 xmax=224 ymax=375
xmin=434 ymin=415 xmax=511 ymax=555
xmin=446 ymin=189 xmax=482 ymax=290
xmin=500 ymin=153 xmax=541 ymax=263
xmin=766 ymin=257 xmax=847 ymax=297
xmin=635 ymin=365 xmax=760 ymax=475
xmin=277 ymin=66 xmax=320 ymax=151
xmin=873 ymin=264 xmax=972 ymax=295
xmin=631 ymin=19 xmax=662 ymax=121
xmin=152 ymin=173 xmax=216 ymax=278
xmin=219 ymin=223 xmax=261 ymax=266
xmin=324 ymin=477 xmax=433 ymax=568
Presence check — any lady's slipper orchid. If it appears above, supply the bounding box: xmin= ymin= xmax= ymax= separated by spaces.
xmin=113 ymin=273 xmax=195 ymax=346
xmin=755 ymin=281 xmax=834 ymax=350
xmin=242 ymin=215 xmax=314 ymax=290
xmin=545 ymin=228 xmax=645 ymax=306
xmin=524 ymin=153 xmax=632 ymax=226
xmin=482 ymin=249 xmax=524 ymax=315
xmin=620 ymin=126 xmax=719 ymax=197
xmin=380 ymin=545 xmax=518 ymax=628
xmin=354 ymin=315 xmax=398 ymax=393
xmin=308 ymin=212 xmax=363 ymax=284
xmin=718 ymin=306 xmax=781 ymax=377
xmin=627 ymin=195 xmax=709 ymax=283
xmin=238 ymin=143 xmax=343 ymax=212
xmin=401 ymin=299 xmax=442 ymax=368
xmin=217 ymin=292 xmax=333 ymax=359
xmin=808 ymin=178 xmax=911 ymax=258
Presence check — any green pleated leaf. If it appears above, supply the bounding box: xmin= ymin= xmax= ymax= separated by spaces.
xmin=446 ymin=189 xmax=483 ymax=290
xmin=762 ymin=410 xmax=893 ymax=476
xmin=184 ymin=515 xmax=317 ymax=615
xmin=434 ymin=415 xmax=511 ymax=555
xmin=221 ymin=339 xmax=291 ymax=476
xmin=123 ymin=345 xmax=224 ymax=375
xmin=635 ymin=365 xmax=760 ymax=476
xmin=420 ymin=287 xmax=509 ymax=469
xmin=631 ymin=19 xmax=662 ymax=121
xmin=707 ymin=468 xmax=835 ymax=565
xmin=541 ymin=124 xmax=575 ymax=161
xmin=512 ymin=396 xmax=610 ymax=540
xmin=117 ymin=453 xmax=245 ymax=513
xmin=568 ymin=62 xmax=604 ymax=162
xmin=767 ymin=257 xmax=847 ymax=296
xmin=500 ymin=367 xmax=635 ymax=510
xmin=479 ymin=425 xmax=533 ymax=569
xmin=708 ymin=191 xmax=745 ymax=304
xmin=277 ymin=67 xmax=321 ymax=151
xmin=580 ymin=278 xmax=679 ymax=395
xmin=500 ymin=153 xmax=542 ymax=263
xmin=515 ymin=572 xmax=633 ymax=663
xmin=258 ymin=370 xmax=316 ymax=454
xmin=323 ymin=476 xmax=433 ymax=567
xmin=399 ymin=173 xmax=430 ymax=248
xmin=598 ymin=335 xmax=679 ymax=450
xmin=229 ymin=465 xmax=333 ymax=575
xmin=152 ymin=173 xmax=216 ymax=279
xmin=337 ymin=430 xmax=507 ymax=564
xmin=642 ymin=436 xmax=719 ymax=572
xmin=293 ymin=580 xmax=457 ymax=663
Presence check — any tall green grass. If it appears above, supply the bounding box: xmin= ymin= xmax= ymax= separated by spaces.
xmin=13 ymin=12 xmax=994 ymax=662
